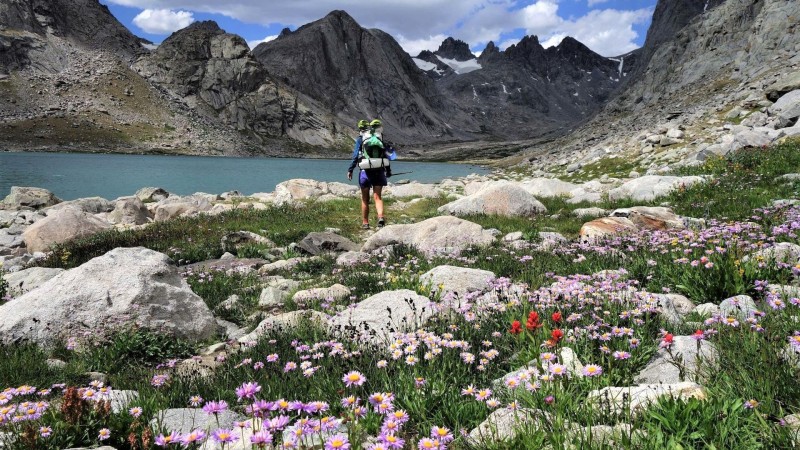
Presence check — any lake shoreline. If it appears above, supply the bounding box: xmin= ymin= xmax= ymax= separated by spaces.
xmin=0 ymin=152 xmax=490 ymax=201
xmin=0 ymin=146 xmax=494 ymax=165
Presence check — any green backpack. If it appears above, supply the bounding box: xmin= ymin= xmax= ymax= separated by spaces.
xmin=361 ymin=132 xmax=384 ymax=159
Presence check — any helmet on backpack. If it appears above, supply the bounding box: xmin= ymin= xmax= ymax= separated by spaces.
xmin=357 ymin=120 xmax=369 ymax=130
xmin=369 ymin=119 xmax=382 ymax=128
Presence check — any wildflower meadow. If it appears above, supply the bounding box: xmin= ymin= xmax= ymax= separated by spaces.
xmin=2 ymin=142 xmax=800 ymax=449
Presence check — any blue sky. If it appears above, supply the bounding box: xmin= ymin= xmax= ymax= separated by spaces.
xmin=101 ymin=0 xmax=657 ymax=57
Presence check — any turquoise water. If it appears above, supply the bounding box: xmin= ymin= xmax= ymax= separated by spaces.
xmin=0 ymin=152 xmax=487 ymax=201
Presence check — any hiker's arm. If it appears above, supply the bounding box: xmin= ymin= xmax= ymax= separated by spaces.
xmin=347 ymin=137 xmax=361 ymax=176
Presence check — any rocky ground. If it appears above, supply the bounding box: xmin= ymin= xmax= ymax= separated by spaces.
xmin=2 ymin=125 xmax=800 ymax=448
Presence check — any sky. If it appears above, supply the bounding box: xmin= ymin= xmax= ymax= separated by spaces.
xmin=100 ymin=0 xmax=658 ymax=57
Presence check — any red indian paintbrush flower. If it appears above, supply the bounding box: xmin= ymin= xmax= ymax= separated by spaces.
xmin=551 ymin=329 xmax=564 ymax=342
xmin=526 ymin=312 xmax=541 ymax=331
xmin=551 ymin=312 xmax=562 ymax=323
xmin=510 ymin=320 xmax=522 ymax=335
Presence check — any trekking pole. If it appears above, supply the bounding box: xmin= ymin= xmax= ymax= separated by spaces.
xmin=390 ymin=171 xmax=414 ymax=176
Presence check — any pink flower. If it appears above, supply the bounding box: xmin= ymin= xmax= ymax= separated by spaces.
xmin=343 ymin=371 xmax=366 ymax=387
xmin=210 ymin=429 xmax=239 ymax=444
xmin=235 ymin=382 xmax=262 ymax=401
xmin=250 ymin=430 xmax=273 ymax=446
xmin=202 ymin=400 xmax=228 ymax=415
xmin=325 ymin=434 xmax=350 ymax=450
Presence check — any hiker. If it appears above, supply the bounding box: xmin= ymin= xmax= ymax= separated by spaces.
xmin=347 ymin=119 xmax=393 ymax=229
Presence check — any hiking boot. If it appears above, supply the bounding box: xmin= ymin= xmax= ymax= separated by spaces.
xmin=361 ymin=223 xmax=370 ymax=230
xmin=378 ymin=218 xmax=386 ymax=228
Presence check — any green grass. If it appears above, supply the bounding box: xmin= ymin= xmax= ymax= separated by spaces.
xmin=5 ymin=140 xmax=800 ymax=449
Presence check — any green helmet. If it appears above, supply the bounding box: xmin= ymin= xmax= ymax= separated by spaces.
xmin=370 ymin=119 xmax=382 ymax=128
xmin=357 ymin=120 xmax=369 ymax=130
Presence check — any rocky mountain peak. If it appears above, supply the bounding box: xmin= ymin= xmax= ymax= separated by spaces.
xmin=504 ymin=35 xmax=546 ymax=66
xmin=134 ymin=20 xmax=264 ymax=104
xmin=546 ymin=36 xmax=615 ymax=73
xmin=316 ymin=9 xmax=362 ymax=32
xmin=0 ymin=0 xmax=147 ymax=62
xmin=477 ymin=41 xmax=501 ymax=65
xmin=252 ymin=9 xmax=470 ymax=142
xmin=435 ymin=37 xmax=475 ymax=61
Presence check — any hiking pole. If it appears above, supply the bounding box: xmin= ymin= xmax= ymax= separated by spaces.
xmin=390 ymin=171 xmax=414 ymax=176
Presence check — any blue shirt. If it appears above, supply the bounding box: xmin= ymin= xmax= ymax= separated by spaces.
xmin=347 ymin=136 xmax=362 ymax=173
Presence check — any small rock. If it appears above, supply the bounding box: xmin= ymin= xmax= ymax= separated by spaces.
xmin=693 ymin=303 xmax=720 ymax=317
xmin=419 ymin=265 xmax=496 ymax=298
xmin=258 ymin=286 xmax=288 ymax=307
xmin=719 ymin=295 xmax=757 ymax=319
xmin=587 ymin=382 xmax=707 ymax=416
xmin=293 ymin=284 xmax=351 ymax=304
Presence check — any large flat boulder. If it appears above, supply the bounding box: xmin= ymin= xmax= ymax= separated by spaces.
xmin=0 ymin=247 xmax=217 ymax=346
xmin=520 ymin=178 xmax=580 ymax=197
xmin=237 ymin=310 xmax=328 ymax=344
xmin=468 ymin=408 xmax=548 ymax=445
xmin=22 ymin=206 xmax=112 ymax=253
xmin=579 ymin=217 xmax=637 ymax=244
xmin=634 ymin=336 xmax=717 ymax=384
xmin=587 ymin=382 xmax=707 ymax=416
xmin=743 ymin=242 xmax=800 ymax=264
xmin=610 ymin=206 xmax=685 ymax=231
xmin=769 ymin=89 xmax=800 ymax=127
xmin=2 ymin=186 xmax=62 ymax=210
xmin=274 ymin=179 xmax=358 ymax=205
xmin=420 ymin=265 xmax=495 ymax=297
xmin=385 ymin=183 xmax=443 ymax=198
xmin=767 ymin=73 xmax=800 ymax=101
xmin=3 ymin=267 xmax=64 ymax=297
xmin=109 ymin=197 xmax=151 ymax=225
xmin=362 ymin=216 xmax=496 ymax=255
xmin=329 ymin=289 xmax=434 ymax=342
xmin=438 ymin=182 xmax=547 ymax=217
xmin=297 ymin=232 xmax=359 ymax=255
xmin=46 ymin=197 xmax=115 ymax=214
xmin=151 ymin=408 xmax=245 ymax=436
xmin=153 ymin=195 xmax=213 ymax=222
xmin=135 ymin=187 xmax=171 ymax=202
xmin=607 ymin=176 xmax=704 ymax=202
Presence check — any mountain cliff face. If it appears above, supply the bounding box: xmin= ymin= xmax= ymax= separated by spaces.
xmin=132 ymin=21 xmax=345 ymax=148
xmin=507 ymin=0 xmax=800 ymax=173
xmin=252 ymin=10 xmax=479 ymax=144
xmin=0 ymin=0 xmax=146 ymax=72
xmin=433 ymin=35 xmax=624 ymax=139
xmin=1 ymin=0 xmax=794 ymax=159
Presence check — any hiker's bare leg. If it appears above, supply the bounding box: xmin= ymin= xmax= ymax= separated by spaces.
xmin=361 ymin=187 xmax=371 ymax=224
xmin=373 ymin=186 xmax=384 ymax=219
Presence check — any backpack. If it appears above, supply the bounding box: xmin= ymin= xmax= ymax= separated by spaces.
xmin=357 ymin=127 xmax=391 ymax=170
xmin=361 ymin=128 xmax=385 ymax=160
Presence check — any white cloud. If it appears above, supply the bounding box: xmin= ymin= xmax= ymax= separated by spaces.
xmin=587 ymin=0 xmax=611 ymax=6
xmin=132 ymin=8 xmax=194 ymax=34
xmin=247 ymin=35 xmax=278 ymax=49
xmin=537 ymin=8 xmax=653 ymax=56
xmin=395 ymin=34 xmax=448 ymax=56
xmin=540 ymin=34 xmax=566 ymax=49
xmin=110 ymin=1 xmax=653 ymax=56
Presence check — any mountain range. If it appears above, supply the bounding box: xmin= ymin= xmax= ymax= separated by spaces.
xmin=0 ymin=0 xmax=790 ymax=159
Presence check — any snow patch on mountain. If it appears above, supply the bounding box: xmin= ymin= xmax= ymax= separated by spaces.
xmin=439 ymin=57 xmax=482 ymax=74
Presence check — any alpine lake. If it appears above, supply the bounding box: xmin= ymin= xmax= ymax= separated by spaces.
xmin=0 ymin=151 xmax=488 ymax=200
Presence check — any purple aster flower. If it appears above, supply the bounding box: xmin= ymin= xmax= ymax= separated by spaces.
xmin=181 ymin=429 xmax=207 ymax=446
xmin=202 ymin=400 xmax=228 ymax=415
xmin=250 ymin=430 xmax=273 ymax=446
xmin=210 ymin=429 xmax=239 ymax=444
xmin=343 ymin=371 xmax=366 ymax=387
xmin=325 ymin=434 xmax=350 ymax=450
xmin=235 ymin=382 xmax=262 ymax=401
